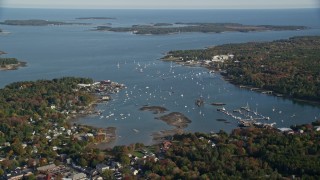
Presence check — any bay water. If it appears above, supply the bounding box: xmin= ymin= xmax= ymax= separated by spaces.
xmin=1 ymin=8 xmax=320 ymax=146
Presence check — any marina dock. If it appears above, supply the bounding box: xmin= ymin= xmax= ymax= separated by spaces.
xmin=217 ymin=104 xmax=273 ymax=128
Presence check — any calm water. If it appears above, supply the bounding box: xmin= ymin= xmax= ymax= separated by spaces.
xmin=1 ymin=8 xmax=320 ymax=146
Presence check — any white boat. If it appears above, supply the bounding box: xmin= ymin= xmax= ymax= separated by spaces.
xmin=241 ymin=102 xmax=250 ymax=111
xmin=217 ymin=107 xmax=226 ymax=111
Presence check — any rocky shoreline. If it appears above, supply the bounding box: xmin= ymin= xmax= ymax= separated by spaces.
xmin=68 ymin=80 xmax=126 ymax=148
xmin=139 ymin=105 xmax=168 ymax=114
xmin=152 ymin=128 xmax=184 ymax=143
xmin=0 ymin=61 xmax=27 ymax=71
xmin=139 ymin=105 xmax=192 ymax=143
xmin=157 ymin=112 xmax=192 ymax=128
xmin=90 ymin=127 xmax=117 ymax=150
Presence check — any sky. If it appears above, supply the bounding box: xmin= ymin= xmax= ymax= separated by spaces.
xmin=1 ymin=0 xmax=319 ymax=9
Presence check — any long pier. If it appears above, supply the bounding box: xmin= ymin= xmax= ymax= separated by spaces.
xmin=217 ymin=105 xmax=272 ymax=127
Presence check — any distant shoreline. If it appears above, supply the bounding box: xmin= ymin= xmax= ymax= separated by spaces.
xmin=95 ymin=22 xmax=307 ymax=35
xmin=0 ymin=19 xmax=90 ymax=26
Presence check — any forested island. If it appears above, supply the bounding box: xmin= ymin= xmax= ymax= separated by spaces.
xmin=0 ymin=52 xmax=26 ymax=70
xmin=95 ymin=22 xmax=306 ymax=35
xmin=0 ymin=19 xmax=89 ymax=26
xmin=163 ymin=36 xmax=320 ymax=102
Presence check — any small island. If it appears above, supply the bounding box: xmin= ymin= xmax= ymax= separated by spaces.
xmin=0 ymin=19 xmax=90 ymax=26
xmin=157 ymin=112 xmax=192 ymax=128
xmin=95 ymin=22 xmax=306 ymax=35
xmin=163 ymin=36 xmax=320 ymax=103
xmin=139 ymin=106 xmax=191 ymax=142
xmin=139 ymin=105 xmax=168 ymax=114
xmin=139 ymin=106 xmax=191 ymax=129
xmin=0 ymin=52 xmax=26 ymax=70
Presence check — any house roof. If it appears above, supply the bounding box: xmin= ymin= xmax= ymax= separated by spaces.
xmin=278 ymin=127 xmax=293 ymax=132
xmin=37 ymin=164 xmax=56 ymax=172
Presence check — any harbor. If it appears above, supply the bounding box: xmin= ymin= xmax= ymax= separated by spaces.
xmin=1 ymin=9 xmax=320 ymax=147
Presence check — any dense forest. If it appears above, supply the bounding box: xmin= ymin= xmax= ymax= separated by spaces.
xmin=164 ymin=36 xmax=320 ymax=102
xmin=68 ymin=121 xmax=320 ymax=179
xmin=0 ymin=77 xmax=95 ymax=168
xmin=133 ymin=122 xmax=320 ymax=179
xmin=0 ymin=77 xmax=94 ymax=122
xmin=0 ymin=77 xmax=130 ymax=179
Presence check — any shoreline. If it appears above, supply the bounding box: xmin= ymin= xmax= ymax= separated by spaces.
xmin=139 ymin=105 xmax=168 ymax=114
xmin=65 ymin=102 xmax=116 ymax=149
xmin=66 ymin=80 xmax=126 ymax=149
xmin=0 ymin=61 xmax=27 ymax=71
xmin=221 ymin=76 xmax=320 ymax=106
xmin=156 ymin=112 xmax=192 ymax=129
xmin=152 ymin=128 xmax=185 ymax=143
xmin=162 ymin=57 xmax=320 ymax=106
xmin=139 ymin=105 xmax=192 ymax=144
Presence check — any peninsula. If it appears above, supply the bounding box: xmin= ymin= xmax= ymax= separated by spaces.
xmin=0 ymin=77 xmax=125 ymax=177
xmin=0 ymin=19 xmax=90 ymax=26
xmin=163 ymin=36 xmax=320 ymax=102
xmin=95 ymin=22 xmax=306 ymax=35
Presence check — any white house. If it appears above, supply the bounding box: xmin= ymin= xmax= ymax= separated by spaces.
xmin=212 ymin=55 xmax=230 ymax=62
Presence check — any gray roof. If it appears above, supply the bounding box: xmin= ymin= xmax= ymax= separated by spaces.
xmin=37 ymin=164 xmax=56 ymax=171
xmin=72 ymin=172 xmax=87 ymax=180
